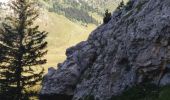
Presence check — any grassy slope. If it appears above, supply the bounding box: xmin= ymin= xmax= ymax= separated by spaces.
xmin=36 ymin=10 xmax=96 ymax=71
xmin=36 ymin=0 xmax=130 ymax=72
xmin=28 ymin=10 xmax=97 ymax=98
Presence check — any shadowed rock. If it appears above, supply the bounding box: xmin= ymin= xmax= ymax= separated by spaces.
xmin=39 ymin=94 xmax=73 ymax=100
xmin=40 ymin=0 xmax=170 ymax=100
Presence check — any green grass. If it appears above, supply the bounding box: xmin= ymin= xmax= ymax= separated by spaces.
xmin=73 ymin=84 xmax=170 ymax=100
xmin=36 ymin=9 xmax=97 ymax=72
xmin=159 ymin=86 xmax=170 ymax=100
xmin=110 ymin=84 xmax=170 ymax=100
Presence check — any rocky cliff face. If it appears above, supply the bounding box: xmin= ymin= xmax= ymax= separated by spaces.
xmin=40 ymin=0 xmax=170 ymax=100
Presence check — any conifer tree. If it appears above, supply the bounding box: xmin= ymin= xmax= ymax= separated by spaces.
xmin=117 ymin=1 xmax=125 ymax=10
xmin=103 ymin=9 xmax=111 ymax=24
xmin=0 ymin=0 xmax=48 ymax=99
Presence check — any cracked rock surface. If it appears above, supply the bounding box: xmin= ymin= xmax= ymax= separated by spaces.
xmin=40 ymin=0 xmax=170 ymax=100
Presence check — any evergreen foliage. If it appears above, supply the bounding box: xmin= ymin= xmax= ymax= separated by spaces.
xmin=117 ymin=1 xmax=125 ymax=10
xmin=49 ymin=0 xmax=99 ymax=25
xmin=103 ymin=9 xmax=111 ymax=24
xmin=0 ymin=0 xmax=48 ymax=99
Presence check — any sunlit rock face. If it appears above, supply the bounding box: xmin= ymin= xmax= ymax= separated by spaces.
xmin=40 ymin=0 xmax=170 ymax=100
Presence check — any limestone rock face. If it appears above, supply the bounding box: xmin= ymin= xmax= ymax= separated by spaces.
xmin=40 ymin=0 xmax=170 ymax=100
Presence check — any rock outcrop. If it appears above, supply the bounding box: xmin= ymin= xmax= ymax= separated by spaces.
xmin=40 ymin=0 xmax=170 ymax=100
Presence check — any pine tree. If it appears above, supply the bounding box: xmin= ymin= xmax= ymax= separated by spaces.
xmin=0 ymin=0 xmax=48 ymax=99
xmin=117 ymin=1 xmax=125 ymax=10
xmin=103 ymin=9 xmax=111 ymax=24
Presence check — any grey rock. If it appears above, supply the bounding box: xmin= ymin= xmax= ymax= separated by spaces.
xmin=46 ymin=67 xmax=56 ymax=77
xmin=40 ymin=0 xmax=170 ymax=99
xmin=160 ymin=73 xmax=170 ymax=86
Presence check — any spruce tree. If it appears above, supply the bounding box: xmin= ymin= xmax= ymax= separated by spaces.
xmin=103 ymin=9 xmax=111 ymax=24
xmin=0 ymin=0 xmax=48 ymax=99
xmin=117 ymin=1 xmax=125 ymax=10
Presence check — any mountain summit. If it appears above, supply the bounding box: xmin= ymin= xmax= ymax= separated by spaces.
xmin=41 ymin=0 xmax=170 ymax=100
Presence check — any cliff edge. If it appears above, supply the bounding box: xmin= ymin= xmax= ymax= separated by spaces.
xmin=40 ymin=0 xmax=170 ymax=100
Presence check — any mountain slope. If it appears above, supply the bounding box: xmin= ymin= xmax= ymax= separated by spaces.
xmin=86 ymin=0 xmax=129 ymax=12
xmin=36 ymin=0 xmax=124 ymax=69
xmin=36 ymin=9 xmax=96 ymax=70
xmin=42 ymin=0 xmax=128 ymax=25
xmin=40 ymin=0 xmax=170 ymax=100
xmin=0 ymin=0 xmax=98 ymax=70
xmin=0 ymin=0 xmax=126 ymax=71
